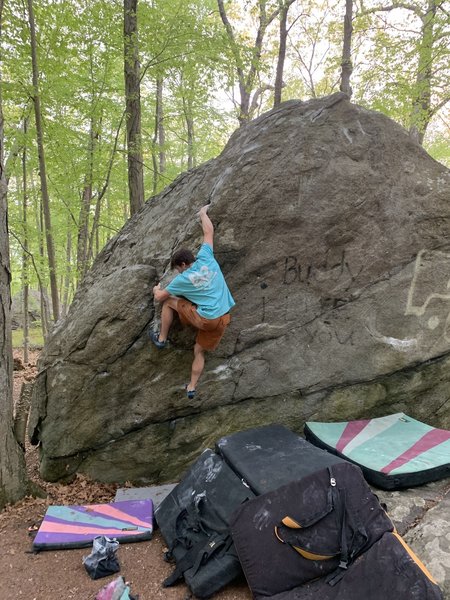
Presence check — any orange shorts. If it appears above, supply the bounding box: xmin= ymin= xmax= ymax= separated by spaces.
xmin=176 ymin=299 xmax=231 ymax=351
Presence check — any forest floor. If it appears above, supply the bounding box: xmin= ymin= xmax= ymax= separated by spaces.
xmin=0 ymin=349 xmax=252 ymax=600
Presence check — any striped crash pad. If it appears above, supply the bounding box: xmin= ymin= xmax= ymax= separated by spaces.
xmin=304 ymin=413 xmax=450 ymax=490
xmin=32 ymin=498 xmax=153 ymax=551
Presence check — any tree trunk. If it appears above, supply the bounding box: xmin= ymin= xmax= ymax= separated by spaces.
xmin=340 ymin=0 xmax=353 ymax=97
xmin=13 ymin=382 xmax=33 ymax=450
xmin=88 ymin=193 xmax=101 ymax=263
xmin=238 ymin=85 xmax=252 ymax=125
xmin=409 ymin=0 xmax=436 ymax=144
xmin=274 ymin=0 xmax=295 ymax=107
xmin=77 ymin=117 xmax=97 ymax=283
xmin=124 ymin=0 xmax=144 ymax=216
xmin=33 ymin=183 xmax=50 ymax=341
xmin=122 ymin=128 xmax=129 ymax=221
xmin=27 ymin=0 xmax=59 ymax=322
xmin=21 ymin=118 xmax=29 ymax=363
xmin=152 ymin=77 xmax=165 ymax=193
xmin=61 ymin=219 xmax=72 ymax=318
xmin=0 ymin=0 xmax=30 ymax=510
xmin=0 ymin=217 xmax=30 ymax=509
xmin=184 ymin=96 xmax=195 ymax=170
xmin=157 ymin=79 xmax=166 ymax=176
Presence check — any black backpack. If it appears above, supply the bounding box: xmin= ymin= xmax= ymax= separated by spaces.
xmin=155 ymin=449 xmax=255 ymax=598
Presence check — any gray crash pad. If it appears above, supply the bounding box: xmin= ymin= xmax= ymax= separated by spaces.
xmin=115 ymin=484 xmax=177 ymax=509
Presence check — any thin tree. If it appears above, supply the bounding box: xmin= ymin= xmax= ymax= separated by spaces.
xmin=274 ymin=0 xmax=297 ymax=107
xmin=77 ymin=116 xmax=98 ymax=282
xmin=26 ymin=0 xmax=59 ymax=321
xmin=151 ymin=76 xmax=166 ymax=193
xmin=124 ymin=0 xmax=145 ymax=215
xmin=0 ymin=0 xmax=31 ymax=510
xmin=218 ymin=0 xmax=281 ymax=124
xmin=182 ymin=90 xmax=195 ymax=170
xmin=340 ymin=0 xmax=353 ymax=96
xmin=408 ymin=0 xmax=440 ymax=143
xmin=61 ymin=218 xmax=72 ymax=317
xmin=21 ymin=119 xmax=30 ymax=364
xmin=31 ymin=173 xmax=50 ymax=340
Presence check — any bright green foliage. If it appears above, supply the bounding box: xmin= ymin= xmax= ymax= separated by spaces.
xmin=2 ymin=0 xmax=449 ymax=329
xmin=138 ymin=0 xmax=233 ymax=193
xmin=351 ymin=1 xmax=449 ymax=146
xmin=3 ymin=0 xmax=232 ymax=312
xmin=424 ymin=112 xmax=450 ymax=167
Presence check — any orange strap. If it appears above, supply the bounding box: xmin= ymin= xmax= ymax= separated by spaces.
xmin=274 ymin=525 xmax=337 ymax=561
xmin=392 ymin=532 xmax=437 ymax=584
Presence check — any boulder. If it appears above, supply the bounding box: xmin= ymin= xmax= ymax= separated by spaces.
xmin=29 ymin=93 xmax=450 ymax=483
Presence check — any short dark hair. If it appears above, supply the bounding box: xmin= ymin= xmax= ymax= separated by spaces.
xmin=171 ymin=248 xmax=195 ymax=270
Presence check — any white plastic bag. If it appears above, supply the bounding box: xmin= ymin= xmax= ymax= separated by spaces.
xmin=82 ymin=535 xmax=120 ymax=579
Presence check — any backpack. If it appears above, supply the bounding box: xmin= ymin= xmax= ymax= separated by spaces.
xmin=155 ymin=449 xmax=254 ymax=599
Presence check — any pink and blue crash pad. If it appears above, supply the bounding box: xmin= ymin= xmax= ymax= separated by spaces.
xmin=32 ymin=498 xmax=153 ymax=551
xmin=304 ymin=413 xmax=450 ymax=490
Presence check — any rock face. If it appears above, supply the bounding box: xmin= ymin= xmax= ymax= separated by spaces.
xmin=29 ymin=93 xmax=450 ymax=484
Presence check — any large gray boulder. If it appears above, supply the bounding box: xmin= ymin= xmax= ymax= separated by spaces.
xmin=29 ymin=93 xmax=450 ymax=483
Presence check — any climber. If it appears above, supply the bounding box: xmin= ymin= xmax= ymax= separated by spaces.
xmin=151 ymin=205 xmax=235 ymax=399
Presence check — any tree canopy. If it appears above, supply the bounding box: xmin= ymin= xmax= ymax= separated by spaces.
xmin=2 ymin=0 xmax=449 ymax=331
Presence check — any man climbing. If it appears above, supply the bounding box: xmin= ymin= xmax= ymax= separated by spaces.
xmin=151 ymin=205 xmax=235 ymax=399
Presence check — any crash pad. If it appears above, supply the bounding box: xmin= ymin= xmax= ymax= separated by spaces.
xmin=304 ymin=413 xmax=450 ymax=490
xmin=114 ymin=484 xmax=177 ymax=509
xmin=230 ymin=461 xmax=393 ymax=599
xmin=266 ymin=532 xmax=443 ymax=600
xmin=33 ymin=498 xmax=153 ymax=551
xmin=216 ymin=423 xmax=345 ymax=494
xmin=155 ymin=449 xmax=255 ymax=599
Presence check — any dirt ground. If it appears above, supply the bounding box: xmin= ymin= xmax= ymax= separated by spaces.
xmin=0 ymin=350 xmax=252 ymax=600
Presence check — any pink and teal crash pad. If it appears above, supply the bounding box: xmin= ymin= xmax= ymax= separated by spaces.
xmin=304 ymin=413 xmax=450 ymax=490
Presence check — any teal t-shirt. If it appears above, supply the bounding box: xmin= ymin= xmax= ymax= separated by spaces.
xmin=166 ymin=243 xmax=235 ymax=319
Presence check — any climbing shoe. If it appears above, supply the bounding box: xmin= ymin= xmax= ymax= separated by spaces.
xmin=150 ymin=331 xmax=167 ymax=349
xmin=185 ymin=384 xmax=196 ymax=400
